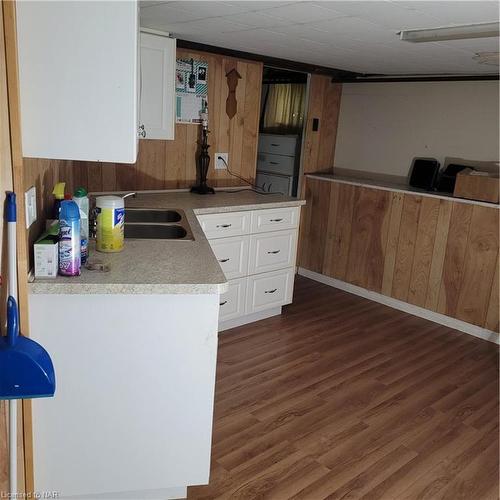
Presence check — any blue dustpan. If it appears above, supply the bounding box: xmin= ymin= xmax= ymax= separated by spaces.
xmin=0 ymin=296 xmax=56 ymax=400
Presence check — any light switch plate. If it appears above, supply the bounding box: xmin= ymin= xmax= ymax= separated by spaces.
xmin=25 ymin=185 xmax=37 ymax=228
xmin=215 ymin=152 xmax=228 ymax=170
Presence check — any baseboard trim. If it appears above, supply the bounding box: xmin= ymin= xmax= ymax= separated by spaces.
xmin=67 ymin=486 xmax=188 ymax=499
xmin=298 ymin=268 xmax=499 ymax=345
xmin=219 ymin=307 xmax=282 ymax=332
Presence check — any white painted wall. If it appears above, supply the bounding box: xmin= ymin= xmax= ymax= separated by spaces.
xmin=334 ymin=81 xmax=500 ymax=177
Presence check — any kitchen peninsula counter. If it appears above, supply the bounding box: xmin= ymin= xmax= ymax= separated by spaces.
xmin=29 ymin=189 xmax=305 ymax=295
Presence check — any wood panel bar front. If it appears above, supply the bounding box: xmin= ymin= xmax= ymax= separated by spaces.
xmin=299 ymin=175 xmax=500 ymax=334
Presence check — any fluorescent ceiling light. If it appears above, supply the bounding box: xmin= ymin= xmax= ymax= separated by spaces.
xmin=399 ymin=22 xmax=500 ymax=43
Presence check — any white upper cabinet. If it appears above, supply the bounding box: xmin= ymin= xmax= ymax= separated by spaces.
xmin=139 ymin=31 xmax=176 ymax=141
xmin=15 ymin=1 xmax=139 ymax=163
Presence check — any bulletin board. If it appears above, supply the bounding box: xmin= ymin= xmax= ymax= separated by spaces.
xmin=175 ymin=58 xmax=208 ymax=124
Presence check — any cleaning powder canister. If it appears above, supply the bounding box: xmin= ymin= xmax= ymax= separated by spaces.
xmin=59 ymin=200 xmax=81 ymax=276
xmin=95 ymin=196 xmax=125 ymax=253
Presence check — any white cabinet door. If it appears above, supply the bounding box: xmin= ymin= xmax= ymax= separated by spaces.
xmin=16 ymin=1 xmax=139 ymax=163
xmin=139 ymin=32 xmax=176 ymax=140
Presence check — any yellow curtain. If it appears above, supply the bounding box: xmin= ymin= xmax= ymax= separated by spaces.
xmin=262 ymin=83 xmax=306 ymax=133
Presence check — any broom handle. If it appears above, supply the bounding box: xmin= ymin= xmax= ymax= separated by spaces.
xmin=7 ymin=192 xmax=18 ymax=495
xmin=7 ymin=193 xmax=17 ymax=300
xmin=9 ymin=402 xmax=16 ymax=494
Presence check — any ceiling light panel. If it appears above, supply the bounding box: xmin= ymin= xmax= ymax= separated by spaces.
xmin=400 ymin=22 xmax=500 ymax=42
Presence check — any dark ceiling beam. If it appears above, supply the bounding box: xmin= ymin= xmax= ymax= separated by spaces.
xmin=176 ymin=39 xmax=360 ymax=80
xmin=342 ymin=74 xmax=500 ymax=83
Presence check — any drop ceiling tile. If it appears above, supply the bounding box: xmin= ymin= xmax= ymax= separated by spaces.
xmin=396 ymin=1 xmax=500 ymax=24
xmin=309 ymin=16 xmax=398 ymax=43
xmin=267 ymin=22 xmax=370 ymax=48
xmin=140 ymin=1 xmax=172 ymax=7
xmin=175 ymin=17 xmax=252 ymax=35
xmin=140 ymin=4 xmax=206 ymax=25
xmin=225 ymin=1 xmax=297 ymax=12
xmin=262 ymin=2 xmax=349 ymax=23
xmin=221 ymin=11 xmax=292 ymax=29
xmin=314 ymin=0 xmax=442 ymax=29
xmin=435 ymin=37 xmax=500 ymax=54
xmin=164 ymin=1 xmax=252 ymax=17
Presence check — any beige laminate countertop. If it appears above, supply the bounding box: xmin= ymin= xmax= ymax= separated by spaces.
xmin=307 ymin=173 xmax=499 ymax=209
xmin=29 ymin=189 xmax=305 ymax=295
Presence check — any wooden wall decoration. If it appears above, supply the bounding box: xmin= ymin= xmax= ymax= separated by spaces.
xmin=225 ymin=68 xmax=241 ymax=119
xmin=299 ymin=176 xmax=500 ymax=334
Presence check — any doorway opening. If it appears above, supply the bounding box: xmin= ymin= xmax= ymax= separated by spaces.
xmin=257 ymin=66 xmax=308 ymax=197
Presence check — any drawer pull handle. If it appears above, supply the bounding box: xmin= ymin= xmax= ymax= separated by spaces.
xmin=270 ymin=218 xmax=283 ymax=222
xmin=217 ymin=224 xmax=232 ymax=228
xmin=271 ymin=143 xmax=279 ymax=146
xmin=219 ymin=258 xmax=230 ymax=263
xmin=265 ymin=288 xmax=278 ymax=294
xmin=267 ymin=250 xmax=280 ymax=254
xmin=219 ymin=300 xmax=227 ymax=306
xmin=269 ymin=161 xmax=279 ymax=165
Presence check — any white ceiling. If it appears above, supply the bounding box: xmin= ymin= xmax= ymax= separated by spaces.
xmin=140 ymin=1 xmax=500 ymax=75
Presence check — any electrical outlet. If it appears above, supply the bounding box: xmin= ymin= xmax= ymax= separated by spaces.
xmin=25 ymin=185 xmax=37 ymax=229
xmin=215 ymin=153 xmax=228 ymax=170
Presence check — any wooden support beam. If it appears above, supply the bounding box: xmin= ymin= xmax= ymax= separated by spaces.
xmin=2 ymin=0 xmax=34 ymax=493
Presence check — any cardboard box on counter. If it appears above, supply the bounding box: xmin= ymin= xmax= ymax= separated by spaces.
xmin=34 ymin=225 xmax=59 ymax=278
xmin=453 ymin=168 xmax=499 ymax=204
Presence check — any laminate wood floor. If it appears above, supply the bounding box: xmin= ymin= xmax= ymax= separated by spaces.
xmin=188 ymin=276 xmax=499 ymax=500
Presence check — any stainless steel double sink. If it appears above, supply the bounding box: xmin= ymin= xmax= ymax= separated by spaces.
xmin=124 ymin=209 xmax=193 ymax=240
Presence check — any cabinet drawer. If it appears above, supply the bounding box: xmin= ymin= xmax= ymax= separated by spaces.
xmin=249 ymin=229 xmax=298 ymax=275
xmin=246 ymin=268 xmax=294 ymax=313
xmin=197 ymin=211 xmax=251 ymax=239
xmin=257 ymin=152 xmax=295 ymax=175
xmin=258 ymin=134 xmax=298 ymax=156
xmin=209 ymin=236 xmax=249 ymax=279
xmin=255 ymin=172 xmax=292 ymax=196
xmin=250 ymin=207 xmax=300 ymax=233
xmin=219 ymin=278 xmax=246 ymax=322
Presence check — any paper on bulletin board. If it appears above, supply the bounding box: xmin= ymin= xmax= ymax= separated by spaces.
xmin=176 ymin=58 xmax=208 ymax=124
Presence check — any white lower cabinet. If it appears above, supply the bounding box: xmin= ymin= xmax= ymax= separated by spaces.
xmin=198 ymin=205 xmax=301 ymax=329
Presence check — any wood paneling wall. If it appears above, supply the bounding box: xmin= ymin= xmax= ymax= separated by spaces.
xmin=299 ymin=176 xmax=499 ymax=333
xmin=302 ymin=75 xmax=342 ymax=175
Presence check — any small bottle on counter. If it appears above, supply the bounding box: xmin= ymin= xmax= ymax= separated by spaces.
xmin=58 ymin=200 xmax=81 ymax=276
xmin=73 ymin=187 xmax=90 ymax=264
xmin=52 ymin=182 xmax=66 ymax=219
